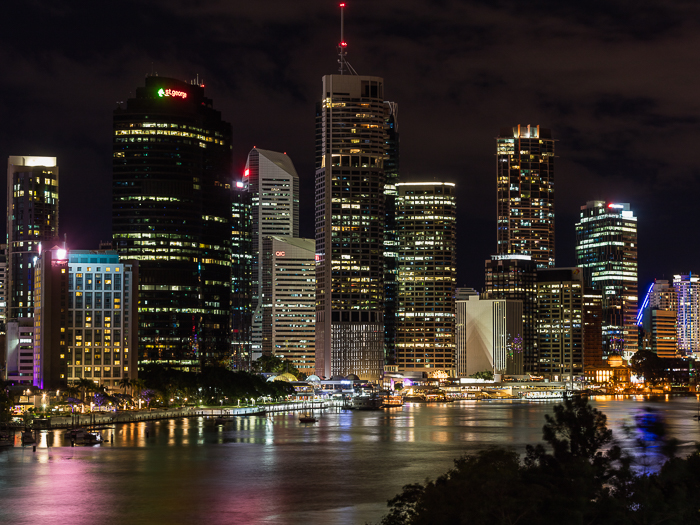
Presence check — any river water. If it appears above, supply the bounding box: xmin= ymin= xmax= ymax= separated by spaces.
xmin=2 ymin=396 xmax=700 ymax=525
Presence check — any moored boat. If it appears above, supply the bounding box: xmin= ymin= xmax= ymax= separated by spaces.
xmin=381 ymin=395 xmax=404 ymax=408
xmin=299 ymin=414 xmax=318 ymax=423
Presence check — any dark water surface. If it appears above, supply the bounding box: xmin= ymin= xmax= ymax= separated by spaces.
xmin=2 ymin=396 xmax=700 ymax=525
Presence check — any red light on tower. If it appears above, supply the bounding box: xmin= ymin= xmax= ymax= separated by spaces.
xmin=340 ymin=42 xmax=348 ymax=47
xmin=339 ymin=3 xmax=345 ymax=6
xmin=244 ymin=169 xmax=249 ymax=177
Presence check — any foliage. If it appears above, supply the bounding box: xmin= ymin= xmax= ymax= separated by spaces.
xmin=251 ymin=354 xmax=302 ymax=377
xmin=630 ymin=350 xmax=666 ymax=385
xmin=137 ymin=363 xmax=294 ymax=406
xmin=380 ymin=396 xmax=700 ymax=525
xmin=469 ymin=370 xmax=494 ymax=380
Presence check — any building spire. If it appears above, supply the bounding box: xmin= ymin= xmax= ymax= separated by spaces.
xmin=337 ymin=3 xmax=357 ymax=75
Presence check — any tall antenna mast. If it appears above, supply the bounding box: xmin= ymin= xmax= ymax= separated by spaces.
xmin=337 ymin=3 xmax=357 ymax=75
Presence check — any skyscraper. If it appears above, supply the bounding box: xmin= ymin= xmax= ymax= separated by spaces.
xmin=395 ymin=182 xmax=457 ymax=376
xmin=6 ymin=156 xmax=59 ymax=319
xmin=231 ymin=181 xmax=253 ymax=370
xmin=496 ymin=125 xmax=555 ymax=268
xmin=536 ymin=268 xmax=584 ymax=382
xmin=314 ymin=72 xmax=388 ymax=381
xmin=112 ymin=76 xmax=232 ymax=369
xmin=244 ymin=148 xmax=300 ymax=360
xmin=576 ymin=201 xmax=638 ymax=358
xmin=261 ymin=236 xmax=316 ymax=374
xmin=383 ymin=101 xmax=400 ymax=367
xmin=674 ymin=273 xmax=699 ymax=357
xmin=484 ymin=254 xmax=538 ymax=373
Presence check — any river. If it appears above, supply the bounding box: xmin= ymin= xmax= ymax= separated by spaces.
xmin=1 ymin=396 xmax=699 ymax=525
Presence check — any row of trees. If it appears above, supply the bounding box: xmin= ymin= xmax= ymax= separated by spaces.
xmin=380 ymin=396 xmax=700 ymax=525
xmin=136 ymin=363 xmax=295 ymax=407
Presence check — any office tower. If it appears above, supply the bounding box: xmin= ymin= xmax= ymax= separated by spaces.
xmin=484 ymin=255 xmax=538 ymax=373
xmin=231 ymin=181 xmax=253 ymax=370
xmin=113 ymin=76 xmax=232 ymax=369
xmin=576 ymin=201 xmax=638 ymax=358
xmin=536 ymin=268 xmax=584 ymax=381
xmin=314 ymin=73 xmax=389 ymax=381
xmin=383 ymin=101 xmax=400 ymax=366
xmin=395 ymin=182 xmax=457 ymax=375
xmin=6 ymin=156 xmax=59 ymax=319
xmin=583 ymin=289 xmax=604 ymax=368
xmin=261 ymin=236 xmax=316 ymax=374
xmin=674 ymin=273 xmax=699 ymax=356
xmin=496 ymin=125 xmax=555 ymax=268
xmin=456 ymin=295 xmax=523 ymax=377
xmin=243 ymin=148 xmax=300 ymax=360
xmin=33 ymin=248 xmax=138 ymax=390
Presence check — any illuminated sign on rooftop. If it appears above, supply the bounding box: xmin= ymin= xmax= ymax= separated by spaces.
xmin=157 ymin=88 xmax=187 ymax=99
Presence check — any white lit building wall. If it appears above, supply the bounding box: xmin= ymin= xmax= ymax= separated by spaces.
xmin=5 ymin=319 xmax=35 ymax=384
xmin=245 ymin=149 xmax=300 ymax=361
xmin=456 ymin=296 xmax=523 ymax=377
xmin=262 ymin=236 xmax=316 ymax=374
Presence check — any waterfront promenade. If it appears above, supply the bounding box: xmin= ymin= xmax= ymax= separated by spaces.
xmin=5 ymin=399 xmax=342 ymax=430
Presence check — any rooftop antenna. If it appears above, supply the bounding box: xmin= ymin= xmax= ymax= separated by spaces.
xmin=337 ymin=3 xmax=357 ymax=75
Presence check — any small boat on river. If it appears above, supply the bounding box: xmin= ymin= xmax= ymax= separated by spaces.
xmin=299 ymin=414 xmax=318 ymax=423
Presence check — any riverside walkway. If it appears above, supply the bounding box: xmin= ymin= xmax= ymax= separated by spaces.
xmin=7 ymin=400 xmax=343 ymax=430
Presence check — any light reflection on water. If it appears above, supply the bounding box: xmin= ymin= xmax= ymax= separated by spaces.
xmin=1 ymin=397 xmax=700 ymax=525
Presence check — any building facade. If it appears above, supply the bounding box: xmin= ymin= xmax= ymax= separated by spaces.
xmin=261 ymin=236 xmax=316 ymax=374
xmin=231 ymin=181 xmax=253 ymax=370
xmin=456 ymin=295 xmax=523 ymax=377
xmin=496 ymin=125 xmax=555 ymax=268
xmin=112 ymin=76 xmax=232 ymax=369
xmin=314 ymin=74 xmax=388 ymax=381
xmin=33 ymin=248 xmax=138 ymax=390
xmin=6 ymin=156 xmax=59 ymax=320
xmin=244 ymin=148 xmax=300 ymax=361
xmin=395 ymin=182 xmax=456 ymax=376
xmin=4 ymin=319 xmax=35 ymax=385
xmin=383 ymin=101 xmax=400 ymax=366
xmin=674 ymin=273 xmax=699 ymax=357
xmin=583 ymin=289 xmax=604 ymax=368
xmin=576 ymin=201 xmax=638 ymax=358
xmin=536 ymin=268 xmax=584 ymax=382
xmin=484 ymin=255 xmax=538 ymax=373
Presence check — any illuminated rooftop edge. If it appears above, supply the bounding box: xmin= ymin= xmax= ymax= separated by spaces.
xmin=396 ymin=182 xmax=455 ymax=187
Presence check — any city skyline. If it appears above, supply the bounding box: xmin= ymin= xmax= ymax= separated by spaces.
xmin=1 ymin=1 xmax=699 ymax=296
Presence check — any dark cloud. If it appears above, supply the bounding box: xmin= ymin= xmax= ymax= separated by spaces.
xmin=1 ymin=0 xmax=700 ymax=292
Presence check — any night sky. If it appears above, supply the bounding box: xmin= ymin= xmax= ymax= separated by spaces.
xmin=1 ymin=0 xmax=698 ymax=295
